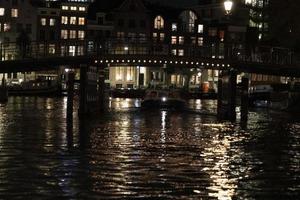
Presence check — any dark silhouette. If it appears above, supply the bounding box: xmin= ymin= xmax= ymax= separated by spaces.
xmin=16 ymin=30 xmax=30 ymax=59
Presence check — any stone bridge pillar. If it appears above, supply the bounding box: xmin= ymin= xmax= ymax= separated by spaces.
xmin=217 ymin=69 xmax=237 ymax=120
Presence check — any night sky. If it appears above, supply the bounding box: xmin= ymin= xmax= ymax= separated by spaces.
xmin=94 ymin=0 xmax=200 ymax=7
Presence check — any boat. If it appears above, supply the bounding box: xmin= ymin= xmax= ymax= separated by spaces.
xmin=8 ymin=80 xmax=61 ymax=96
xmin=141 ymin=89 xmax=186 ymax=109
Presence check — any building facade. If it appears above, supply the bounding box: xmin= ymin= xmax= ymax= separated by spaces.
xmin=87 ymin=0 xmax=250 ymax=90
xmin=0 ymin=0 xmax=38 ymax=84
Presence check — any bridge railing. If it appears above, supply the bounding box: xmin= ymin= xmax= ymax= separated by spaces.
xmin=0 ymin=39 xmax=295 ymax=66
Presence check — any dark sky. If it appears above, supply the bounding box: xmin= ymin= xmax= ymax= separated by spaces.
xmin=94 ymin=0 xmax=199 ymax=7
xmin=145 ymin=0 xmax=199 ymax=7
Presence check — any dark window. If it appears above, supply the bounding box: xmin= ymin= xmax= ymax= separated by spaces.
xmin=12 ymin=0 xmax=18 ymax=6
xmin=40 ymin=30 xmax=45 ymax=40
xmin=118 ymin=19 xmax=124 ymax=27
xmin=105 ymin=30 xmax=110 ymax=37
xmin=25 ymin=24 xmax=32 ymax=34
xmin=128 ymin=19 xmax=136 ymax=28
xmin=16 ymin=23 xmax=22 ymax=32
xmin=98 ymin=17 xmax=104 ymax=25
xmin=129 ymin=4 xmax=136 ymax=11
xmin=140 ymin=20 xmax=146 ymax=28
xmin=49 ymin=30 xmax=55 ymax=40
xmin=105 ymin=14 xmax=113 ymax=21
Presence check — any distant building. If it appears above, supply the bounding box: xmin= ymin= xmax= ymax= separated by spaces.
xmin=0 ymin=0 xmax=38 ymax=83
xmin=87 ymin=0 xmax=250 ymax=90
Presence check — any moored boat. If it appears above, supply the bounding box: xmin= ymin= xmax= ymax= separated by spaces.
xmin=141 ymin=90 xmax=186 ymax=109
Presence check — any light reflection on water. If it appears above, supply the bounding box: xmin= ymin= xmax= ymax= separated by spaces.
xmin=0 ymin=97 xmax=299 ymax=199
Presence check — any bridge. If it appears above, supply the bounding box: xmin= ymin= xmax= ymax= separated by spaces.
xmin=0 ymin=39 xmax=299 ymax=121
xmin=0 ymin=39 xmax=299 ymax=76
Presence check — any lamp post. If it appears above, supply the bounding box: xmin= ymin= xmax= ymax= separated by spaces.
xmin=223 ymin=0 xmax=234 ymax=60
xmin=224 ymin=0 xmax=233 ymax=15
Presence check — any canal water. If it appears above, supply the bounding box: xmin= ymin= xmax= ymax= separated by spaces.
xmin=0 ymin=97 xmax=299 ymax=199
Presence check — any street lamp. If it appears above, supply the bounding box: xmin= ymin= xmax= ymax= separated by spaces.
xmin=224 ymin=0 xmax=233 ymax=15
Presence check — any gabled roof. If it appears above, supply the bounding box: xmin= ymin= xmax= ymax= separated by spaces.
xmin=88 ymin=0 xmax=182 ymax=20
xmin=88 ymin=0 xmax=125 ymax=19
xmin=143 ymin=1 xmax=182 ymax=20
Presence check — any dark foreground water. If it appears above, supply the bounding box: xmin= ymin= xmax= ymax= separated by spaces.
xmin=0 ymin=97 xmax=299 ymax=199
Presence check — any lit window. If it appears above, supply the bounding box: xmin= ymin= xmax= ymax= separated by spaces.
xmin=61 ymin=30 xmax=68 ymax=39
xmin=11 ymin=9 xmax=18 ymax=18
xmin=62 ymin=6 xmax=68 ymax=10
xmin=160 ymin=33 xmax=165 ymax=42
xmin=41 ymin=18 xmax=46 ymax=26
xmin=153 ymin=32 xmax=157 ymax=39
xmin=245 ymin=0 xmax=252 ymax=5
xmin=79 ymin=7 xmax=86 ymax=11
xmin=49 ymin=44 xmax=55 ymax=54
xmin=117 ymin=32 xmax=125 ymax=38
xmin=4 ymin=23 xmax=10 ymax=32
xmin=61 ymin=16 xmax=68 ymax=24
xmin=171 ymin=49 xmax=177 ymax=55
xmin=78 ymin=31 xmax=85 ymax=39
xmin=171 ymin=36 xmax=177 ymax=44
xmin=70 ymin=17 xmax=76 ymax=25
xmin=198 ymin=37 xmax=203 ymax=46
xmin=198 ymin=24 xmax=204 ymax=33
xmin=70 ymin=6 xmax=77 ymax=11
xmin=116 ymin=67 xmax=123 ymax=81
xmin=49 ymin=19 xmax=55 ymax=26
xmin=172 ymin=23 xmax=177 ymax=31
xmin=178 ymin=36 xmax=184 ymax=44
xmin=126 ymin=67 xmax=134 ymax=81
xmin=78 ymin=17 xmax=85 ymax=25
xmin=0 ymin=8 xmax=5 ymax=16
xmin=69 ymin=30 xmax=76 ymax=39
xmin=208 ymin=28 xmax=217 ymax=36
xmin=191 ymin=37 xmax=196 ymax=45
xmin=178 ymin=49 xmax=184 ymax=56
xmin=154 ymin=15 xmax=164 ymax=29
xmin=69 ymin=46 xmax=76 ymax=56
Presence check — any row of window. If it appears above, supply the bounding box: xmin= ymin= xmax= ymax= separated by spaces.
xmin=114 ymin=31 xmax=205 ymax=46
xmin=61 ymin=6 xmax=86 ymax=11
xmin=61 ymin=16 xmax=85 ymax=25
xmin=40 ymin=16 xmax=86 ymax=26
xmin=40 ymin=18 xmax=56 ymax=26
xmin=61 ymin=30 xmax=85 ymax=39
xmin=0 ymin=8 xmax=18 ymax=17
xmin=154 ymin=12 xmax=202 ymax=33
